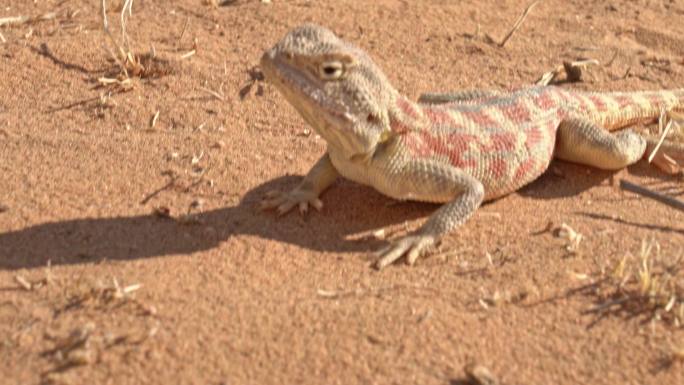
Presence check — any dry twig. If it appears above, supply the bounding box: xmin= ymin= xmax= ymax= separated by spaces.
xmin=648 ymin=120 xmax=675 ymax=163
xmin=498 ymin=1 xmax=540 ymax=47
xmin=199 ymin=86 xmax=225 ymax=101
xmin=536 ymin=59 xmax=599 ymax=85
xmin=582 ymin=239 xmax=684 ymax=327
xmin=100 ymin=0 xmax=173 ymax=80
xmin=619 ymin=180 xmax=684 ymax=212
xmin=0 ymin=12 xmax=56 ymax=27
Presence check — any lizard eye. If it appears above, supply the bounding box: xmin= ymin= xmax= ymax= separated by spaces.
xmin=319 ymin=61 xmax=344 ymax=80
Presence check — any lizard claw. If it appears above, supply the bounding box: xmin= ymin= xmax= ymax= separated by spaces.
xmin=374 ymin=234 xmax=436 ymax=269
xmin=261 ymin=189 xmax=323 ymax=216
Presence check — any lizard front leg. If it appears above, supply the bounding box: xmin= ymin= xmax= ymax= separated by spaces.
xmin=374 ymin=161 xmax=485 ymax=269
xmin=261 ymin=153 xmax=339 ymax=215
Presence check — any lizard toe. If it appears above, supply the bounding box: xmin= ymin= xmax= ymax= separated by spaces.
xmin=262 ymin=189 xmax=322 ymax=216
xmin=260 ymin=194 xmax=287 ymax=210
xmin=406 ymin=239 xmax=433 ymax=265
xmin=374 ymin=242 xmax=412 ymax=270
xmin=374 ymin=235 xmax=436 ymax=269
xmin=310 ymin=198 xmax=324 ymax=211
xmin=277 ymin=200 xmax=297 ymax=216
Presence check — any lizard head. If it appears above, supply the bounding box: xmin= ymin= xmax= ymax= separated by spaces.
xmin=260 ymin=24 xmax=397 ymax=161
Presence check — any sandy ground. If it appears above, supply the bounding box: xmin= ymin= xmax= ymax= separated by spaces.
xmin=1 ymin=0 xmax=684 ymax=384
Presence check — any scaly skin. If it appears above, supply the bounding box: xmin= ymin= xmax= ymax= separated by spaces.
xmin=259 ymin=24 xmax=684 ymax=269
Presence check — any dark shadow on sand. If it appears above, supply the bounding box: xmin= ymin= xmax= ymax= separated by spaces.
xmin=0 ymin=176 xmax=432 ymax=270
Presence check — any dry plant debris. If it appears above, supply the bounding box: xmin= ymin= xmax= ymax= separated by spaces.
xmin=536 ymin=59 xmax=599 ymax=85
xmin=553 ymin=223 xmax=583 ymax=254
xmin=19 ymin=273 xmax=161 ymax=381
xmin=496 ymin=0 xmax=540 ymax=47
xmin=56 ymin=277 xmax=153 ymax=317
xmin=203 ymin=0 xmax=236 ymax=7
xmin=0 ymin=12 xmax=57 ymax=27
xmin=99 ymin=0 xmax=175 ymax=86
xmin=150 ymin=110 xmax=160 ymax=128
xmin=642 ymin=110 xmax=684 ymax=175
xmin=315 ymin=284 xmax=440 ymax=300
xmin=619 ymin=180 xmax=684 ymax=212
xmin=14 ymin=262 xmax=53 ymax=291
xmin=199 ymin=84 xmax=226 ymax=101
xmin=478 ymin=288 xmax=527 ymax=309
xmin=583 ymin=240 xmax=684 ymax=327
xmin=42 ymin=322 xmax=96 ymax=369
xmin=152 ymin=206 xmax=172 ymax=218
xmin=464 ymin=363 xmax=500 ymax=385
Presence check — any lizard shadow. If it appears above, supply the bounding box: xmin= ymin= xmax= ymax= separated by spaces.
xmin=516 ymin=160 xmax=617 ymax=199
xmin=517 ymin=159 xmax=684 ymax=234
xmin=516 ymin=159 xmax=680 ymax=200
xmin=3 ymin=161 xmax=679 ymax=271
xmin=0 ymin=176 xmax=432 ymax=271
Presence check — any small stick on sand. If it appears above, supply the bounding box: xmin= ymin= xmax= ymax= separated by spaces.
xmin=0 ymin=16 xmax=29 ymax=27
xmin=199 ymin=86 xmax=225 ymax=101
xmin=180 ymin=50 xmax=196 ymax=59
xmin=619 ymin=180 xmax=684 ymax=212
xmin=648 ymin=120 xmax=674 ymax=163
xmin=536 ymin=59 xmax=599 ymax=86
xmin=178 ymin=17 xmax=190 ymax=43
xmin=498 ymin=0 xmax=540 ymax=47
xmin=120 ymin=0 xmax=134 ymax=52
xmin=14 ymin=275 xmax=32 ymax=291
xmin=0 ymin=12 xmax=56 ymax=27
xmin=150 ymin=110 xmax=160 ymax=128
xmin=101 ymin=0 xmax=129 ymax=77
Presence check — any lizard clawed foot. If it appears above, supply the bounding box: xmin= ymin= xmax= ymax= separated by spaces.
xmin=261 ymin=188 xmax=323 ymax=215
xmin=374 ymin=234 xmax=437 ymax=269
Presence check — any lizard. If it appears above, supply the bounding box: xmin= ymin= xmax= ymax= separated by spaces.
xmin=258 ymin=24 xmax=684 ymax=269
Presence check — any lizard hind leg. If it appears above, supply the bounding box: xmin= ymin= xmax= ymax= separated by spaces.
xmin=554 ymin=117 xmax=647 ymax=170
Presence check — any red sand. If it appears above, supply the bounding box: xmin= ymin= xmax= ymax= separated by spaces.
xmin=1 ymin=1 xmax=683 ymax=384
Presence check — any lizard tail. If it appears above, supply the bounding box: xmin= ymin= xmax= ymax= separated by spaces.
xmin=578 ymin=89 xmax=684 ymax=130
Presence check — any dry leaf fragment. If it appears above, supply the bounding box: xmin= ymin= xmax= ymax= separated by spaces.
xmin=465 ymin=364 xmax=499 ymax=385
xmin=317 ymin=289 xmax=339 ymax=298
xmin=65 ymin=348 xmax=95 ymax=366
xmin=153 ymin=206 xmax=171 ymax=218
xmin=554 ymin=223 xmax=583 ymax=252
xmin=14 ymin=275 xmax=32 ymax=290
xmin=150 ymin=110 xmax=160 ymax=128
xmin=650 ymin=151 xmax=681 ymax=175
xmin=51 ymin=323 xmax=95 ymax=353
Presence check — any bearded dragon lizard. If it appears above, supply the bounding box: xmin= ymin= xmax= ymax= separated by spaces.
xmin=259 ymin=24 xmax=684 ymax=269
